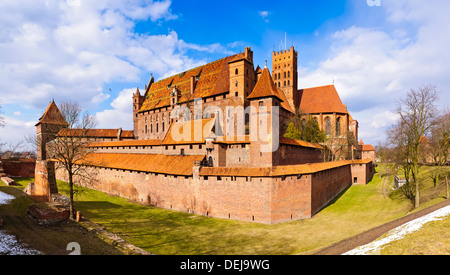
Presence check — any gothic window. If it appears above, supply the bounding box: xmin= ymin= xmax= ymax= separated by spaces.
xmin=325 ymin=118 xmax=331 ymax=136
xmin=208 ymin=156 xmax=213 ymax=167
xmin=336 ymin=117 xmax=341 ymax=136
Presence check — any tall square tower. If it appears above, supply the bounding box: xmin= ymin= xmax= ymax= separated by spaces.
xmin=272 ymin=46 xmax=298 ymax=110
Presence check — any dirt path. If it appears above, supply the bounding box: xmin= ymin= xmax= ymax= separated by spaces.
xmin=314 ymin=199 xmax=450 ymax=255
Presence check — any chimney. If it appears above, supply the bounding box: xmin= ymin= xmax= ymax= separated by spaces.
xmin=191 ymin=76 xmax=197 ymax=95
xmin=117 ymin=128 xmax=122 ymax=141
xmin=245 ymin=47 xmax=253 ymax=63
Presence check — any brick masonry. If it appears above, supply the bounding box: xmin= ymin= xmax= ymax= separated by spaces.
xmin=55 ymin=160 xmax=374 ymax=224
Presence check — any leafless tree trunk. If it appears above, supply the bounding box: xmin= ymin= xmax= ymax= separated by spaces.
xmin=394 ymin=85 xmax=438 ymax=208
xmin=46 ymin=101 xmax=98 ymax=220
xmin=430 ymin=111 xmax=450 ymax=197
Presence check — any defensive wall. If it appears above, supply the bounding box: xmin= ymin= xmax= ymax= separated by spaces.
xmin=55 ymin=158 xmax=374 ymax=224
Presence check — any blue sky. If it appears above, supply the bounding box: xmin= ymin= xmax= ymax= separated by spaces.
xmin=0 ymin=0 xmax=449 ymax=150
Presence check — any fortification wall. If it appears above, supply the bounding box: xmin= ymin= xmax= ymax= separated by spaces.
xmin=2 ymin=159 xmax=36 ymax=178
xmin=54 ymin=160 xmax=373 ymax=224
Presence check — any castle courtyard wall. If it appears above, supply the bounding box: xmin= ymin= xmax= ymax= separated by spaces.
xmin=54 ymin=160 xmax=374 ymax=224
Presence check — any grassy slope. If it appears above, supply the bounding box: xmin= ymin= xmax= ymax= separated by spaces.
xmin=0 ymin=179 xmax=124 ymax=255
xmin=55 ymin=167 xmax=414 ymax=255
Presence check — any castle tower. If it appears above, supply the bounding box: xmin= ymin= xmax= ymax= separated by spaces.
xmin=272 ymin=46 xmax=298 ymax=110
xmin=247 ymin=67 xmax=282 ymax=168
xmin=35 ymin=101 xmax=68 ymax=161
xmin=34 ymin=101 xmax=68 ymax=202
xmin=228 ymin=47 xmax=256 ymax=104
xmin=133 ymin=87 xmax=144 ymax=139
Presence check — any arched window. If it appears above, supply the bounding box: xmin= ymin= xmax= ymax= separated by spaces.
xmin=208 ymin=156 xmax=213 ymax=167
xmin=325 ymin=118 xmax=331 ymax=135
xmin=284 ymin=72 xmax=286 ymax=78
xmin=274 ymin=74 xmax=277 ymax=80
xmin=235 ymin=68 xmax=238 ymax=75
xmin=288 ymin=71 xmax=290 ymax=78
xmin=336 ymin=117 xmax=341 ymax=136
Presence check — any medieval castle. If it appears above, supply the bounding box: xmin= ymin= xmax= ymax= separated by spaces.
xmin=31 ymin=47 xmax=375 ymax=224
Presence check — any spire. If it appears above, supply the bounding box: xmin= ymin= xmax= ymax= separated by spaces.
xmin=35 ymin=101 xmax=68 ymax=127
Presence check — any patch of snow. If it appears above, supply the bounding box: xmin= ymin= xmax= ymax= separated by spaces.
xmin=343 ymin=205 xmax=450 ymax=255
xmin=0 ymin=191 xmax=42 ymax=255
xmin=0 ymin=191 xmax=15 ymax=205
xmin=0 ymin=232 xmax=42 ymax=255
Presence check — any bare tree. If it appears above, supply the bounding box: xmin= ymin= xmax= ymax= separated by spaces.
xmin=430 ymin=111 xmax=450 ymax=198
xmin=387 ymin=121 xmax=415 ymax=204
xmin=393 ymin=85 xmax=438 ymax=208
xmin=46 ymin=101 xmax=98 ymax=219
xmin=2 ymin=141 xmax=25 ymax=159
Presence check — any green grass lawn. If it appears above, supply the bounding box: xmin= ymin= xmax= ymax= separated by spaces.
xmin=54 ymin=165 xmax=441 ymax=255
xmin=0 ymin=180 xmax=124 ymax=255
xmin=6 ymin=164 xmax=449 ymax=255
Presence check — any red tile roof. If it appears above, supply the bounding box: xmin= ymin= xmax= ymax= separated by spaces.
xmin=199 ymin=159 xmax=372 ymax=177
xmin=247 ymin=67 xmax=294 ymax=113
xmin=279 ymin=137 xmax=324 ymax=150
xmin=35 ymin=101 xmax=68 ymax=127
xmin=88 ymin=139 xmax=162 ymax=148
xmin=80 ymin=153 xmax=205 ymax=176
xmin=58 ymin=129 xmax=134 ymax=139
xmin=140 ymin=53 xmax=246 ymax=112
xmin=298 ymin=85 xmax=348 ymax=114
xmin=361 ymin=144 xmax=375 ymax=152
xmin=161 ymin=118 xmax=216 ymax=145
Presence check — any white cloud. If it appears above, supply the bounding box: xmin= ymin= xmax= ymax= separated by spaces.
xmin=0 ymin=0 xmax=210 ymax=111
xmin=0 ymin=116 xmax=35 ymax=151
xmin=258 ymin=11 xmax=271 ymax=23
xmin=95 ymin=88 xmax=136 ymax=130
xmin=299 ymin=1 xmax=450 ymax=145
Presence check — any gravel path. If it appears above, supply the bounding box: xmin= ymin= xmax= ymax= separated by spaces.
xmin=315 ymin=200 xmax=450 ymax=255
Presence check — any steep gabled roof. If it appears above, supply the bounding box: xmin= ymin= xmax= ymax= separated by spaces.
xmin=162 ymin=118 xmax=216 ymax=145
xmin=139 ymin=53 xmax=246 ymax=113
xmin=298 ymin=85 xmax=348 ymax=115
xmin=35 ymin=101 xmax=68 ymax=127
xmin=247 ymin=67 xmax=294 ymax=113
